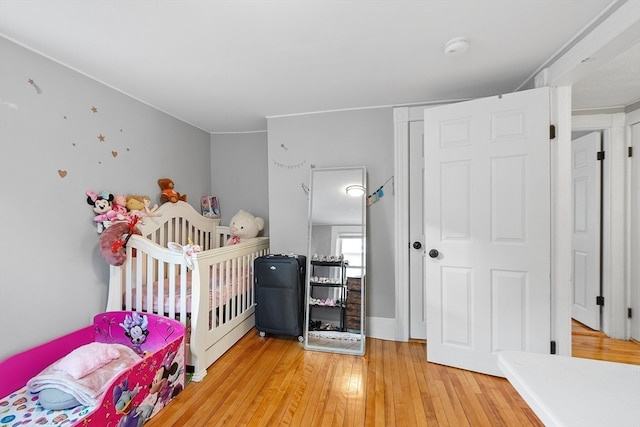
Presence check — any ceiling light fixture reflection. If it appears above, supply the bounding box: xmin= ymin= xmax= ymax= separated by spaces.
xmin=345 ymin=185 xmax=366 ymax=197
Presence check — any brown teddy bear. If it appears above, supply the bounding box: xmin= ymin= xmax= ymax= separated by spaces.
xmin=158 ymin=178 xmax=187 ymax=204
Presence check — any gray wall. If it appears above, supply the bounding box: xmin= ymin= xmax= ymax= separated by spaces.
xmin=310 ymin=224 xmax=332 ymax=256
xmin=0 ymin=37 xmax=211 ymax=360
xmin=266 ymin=109 xmax=396 ymax=324
xmin=210 ymin=132 xmax=269 ymax=234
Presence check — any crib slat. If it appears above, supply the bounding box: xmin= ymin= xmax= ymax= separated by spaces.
xmin=179 ymin=266 xmax=187 ymax=325
xmin=157 ymin=258 xmax=165 ymax=316
xmin=226 ymin=259 xmax=232 ymax=323
xmin=145 ymin=256 xmax=153 ymax=315
xmin=134 ymin=254 xmax=143 ymax=312
xmin=210 ymin=262 xmax=218 ymax=328
xmin=124 ymin=248 xmax=133 ymax=311
xmin=243 ymin=255 xmax=248 ymax=312
xmin=168 ymin=263 xmax=176 ymax=319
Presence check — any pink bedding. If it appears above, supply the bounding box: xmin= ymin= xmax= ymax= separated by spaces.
xmin=127 ymin=270 xmax=250 ymax=313
xmin=26 ymin=344 xmax=139 ymax=407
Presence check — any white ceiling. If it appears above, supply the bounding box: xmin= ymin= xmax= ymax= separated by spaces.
xmin=1 ymin=0 xmax=638 ymax=133
xmin=572 ymin=40 xmax=640 ymax=112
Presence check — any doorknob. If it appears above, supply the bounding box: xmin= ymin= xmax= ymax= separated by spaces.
xmin=412 ymin=241 xmax=422 ymax=250
xmin=428 ymin=249 xmax=439 ymax=258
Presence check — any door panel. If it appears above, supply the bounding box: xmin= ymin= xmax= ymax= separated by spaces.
xmin=571 ymin=132 xmax=601 ymax=330
xmin=425 ymin=87 xmax=551 ymax=377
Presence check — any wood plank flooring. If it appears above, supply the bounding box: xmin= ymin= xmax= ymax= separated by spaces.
xmin=571 ymin=319 xmax=640 ymax=365
xmin=146 ymin=325 xmax=639 ymax=427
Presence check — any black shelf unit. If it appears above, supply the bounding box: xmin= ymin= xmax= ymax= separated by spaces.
xmin=308 ymin=260 xmax=347 ymax=331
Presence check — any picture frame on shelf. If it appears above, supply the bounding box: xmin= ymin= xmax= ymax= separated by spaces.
xmin=201 ymin=196 xmax=221 ymax=219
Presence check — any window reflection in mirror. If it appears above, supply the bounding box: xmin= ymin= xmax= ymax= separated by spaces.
xmin=304 ymin=166 xmax=366 ymax=356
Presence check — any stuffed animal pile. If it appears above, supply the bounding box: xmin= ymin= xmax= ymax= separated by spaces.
xmin=87 ymin=177 xmax=185 ymax=234
xmin=225 ymin=210 xmax=265 ymax=246
xmin=86 ymin=190 xmax=160 ymax=234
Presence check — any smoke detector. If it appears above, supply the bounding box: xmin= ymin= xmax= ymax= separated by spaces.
xmin=444 ymin=37 xmax=470 ymax=56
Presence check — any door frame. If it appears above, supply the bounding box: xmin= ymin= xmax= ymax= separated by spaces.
xmin=393 ymin=89 xmax=574 ymax=357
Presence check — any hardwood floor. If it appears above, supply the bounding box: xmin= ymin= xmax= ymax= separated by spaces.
xmin=571 ymin=319 xmax=640 ymax=365
xmin=146 ymin=326 xmax=639 ymax=427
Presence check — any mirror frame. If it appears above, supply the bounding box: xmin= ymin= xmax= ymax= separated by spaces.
xmin=304 ymin=166 xmax=367 ymax=356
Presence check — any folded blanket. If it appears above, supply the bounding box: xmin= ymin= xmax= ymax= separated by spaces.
xmin=27 ymin=343 xmax=139 ymax=407
xmin=53 ymin=342 xmax=121 ymax=379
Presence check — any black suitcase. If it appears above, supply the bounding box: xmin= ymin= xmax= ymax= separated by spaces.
xmin=254 ymin=254 xmax=306 ymax=341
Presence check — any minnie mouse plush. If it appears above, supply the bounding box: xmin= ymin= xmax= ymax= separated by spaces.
xmin=87 ymin=190 xmax=118 ymax=233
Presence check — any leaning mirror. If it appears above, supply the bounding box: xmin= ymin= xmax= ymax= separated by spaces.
xmin=304 ymin=166 xmax=366 ymax=355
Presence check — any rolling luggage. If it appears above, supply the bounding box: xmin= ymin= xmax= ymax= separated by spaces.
xmin=254 ymin=254 xmax=306 ymax=341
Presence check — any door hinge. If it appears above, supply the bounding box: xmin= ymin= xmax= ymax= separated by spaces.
xmin=550 ymin=340 xmax=556 ymax=354
xmin=629 ymin=147 xmax=633 ymax=158
xmin=597 ymin=151 xmax=605 ymax=161
xmin=629 ymin=308 xmax=633 ymax=319
xmin=596 ymin=296 xmax=605 ymax=306
xmin=549 ymin=124 xmax=556 ymax=140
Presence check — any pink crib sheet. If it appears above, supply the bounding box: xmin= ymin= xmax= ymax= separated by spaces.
xmin=127 ymin=270 xmax=250 ymax=313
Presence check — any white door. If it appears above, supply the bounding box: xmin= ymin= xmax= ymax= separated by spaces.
xmin=631 ymin=122 xmax=640 ymax=342
xmin=424 ymin=87 xmax=551 ymax=377
xmin=571 ymin=132 xmax=601 ymax=330
xmin=409 ymin=120 xmax=426 ymax=339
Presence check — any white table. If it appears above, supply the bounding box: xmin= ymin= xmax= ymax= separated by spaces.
xmin=497 ymin=351 xmax=640 ymax=427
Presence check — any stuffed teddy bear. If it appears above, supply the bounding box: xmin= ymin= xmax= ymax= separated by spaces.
xmin=158 ymin=178 xmax=187 ymax=204
xmin=225 ymin=209 xmax=265 ymax=246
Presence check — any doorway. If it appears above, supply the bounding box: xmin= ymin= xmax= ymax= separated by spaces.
xmin=396 ymin=105 xmax=634 ymax=357
xmin=571 ymin=131 xmax=603 ymax=332
xmin=572 ymin=114 xmax=629 ymax=340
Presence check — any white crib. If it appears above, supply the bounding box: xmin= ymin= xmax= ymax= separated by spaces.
xmin=105 ymin=201 xmax=269 ymax=381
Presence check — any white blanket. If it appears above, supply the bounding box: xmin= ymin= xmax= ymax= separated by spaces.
xmin=26 ymin=343 xmax=139 ymax=407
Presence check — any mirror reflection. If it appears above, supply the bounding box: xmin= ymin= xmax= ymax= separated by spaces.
xmin=304 ymin=166 xmax=366 ymax=355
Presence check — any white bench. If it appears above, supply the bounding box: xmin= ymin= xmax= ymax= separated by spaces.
xmin=498 ymin=351 xmax=640 ymax=427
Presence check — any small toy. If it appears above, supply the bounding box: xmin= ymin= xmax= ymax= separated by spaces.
xmin=142 ymin=197 xmax=161 ymax=217
xmin=87 ymin=190 xmax=118 ymax=233
xmin=126 ymin=195 xmax=161 ymax=221
xmin=225 ymin=209 xmax=265 ymax=246
xmin=112 ymin=194 xmax=128 ymax=219
xmin=158 ymin=178 xmax=187 ymax=204
xmin=168 ymin=238 xmax=201 ymax=269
